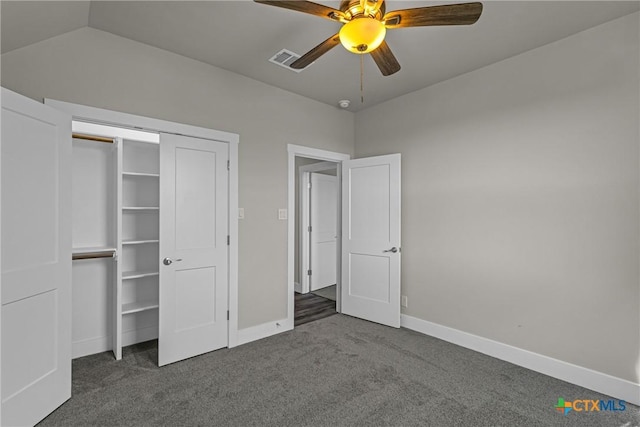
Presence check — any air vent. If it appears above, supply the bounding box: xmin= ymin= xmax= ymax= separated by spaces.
xmin=268 ymin=49 xmax=308 ymax=72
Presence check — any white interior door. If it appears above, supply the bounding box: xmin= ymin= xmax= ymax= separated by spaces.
xmin=341 ymin=154 xmax=401 ymax=327
xmin=158 ymin=133 xmax=228 ymax=366
xmin=1 ymin=88 xmax=72 ymax=425
xmin=310 ymin=173 xmax=338 ymax=291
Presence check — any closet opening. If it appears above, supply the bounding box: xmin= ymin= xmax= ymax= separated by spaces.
xmin=70 ymin=121 xmax=161 ymax=362
xmin=48 ymin=98 xmax=240 ymax=360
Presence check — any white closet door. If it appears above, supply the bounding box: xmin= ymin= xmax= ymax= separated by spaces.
xmin=158 ymin=134 xmax=228 ymax=366
xmin=310 ymin=173 xmax=338 ymax=291
xmin=1 ymin=88 xmax=72 ymax=426
xmin=341 ymin=154 xmax=401 ymax=328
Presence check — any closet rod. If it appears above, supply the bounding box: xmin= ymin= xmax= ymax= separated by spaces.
xmin=72 ymin=251 xmax=116 ymax=261
xmin=72 ymin=133 xmax=114 ymax=144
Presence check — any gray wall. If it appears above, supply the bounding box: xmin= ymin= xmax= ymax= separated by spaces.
xmin=355 ymin=13 xmax=639 ymax=383
xmin=0 ymin=27 xmax=355 ymax=329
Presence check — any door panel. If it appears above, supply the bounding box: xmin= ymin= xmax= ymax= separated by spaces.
xmin=2 ymin=291 xmax=58 ymax=398
xmin=349 ymin=164 xmax=390 ymax=242
xmin=2 ymin=110 xmax=59 ymax=276
xmin=1 ymin=88 xmax=72 ymax=426
xmin=174 ymin=148 xmax=217 ymax=250
xmin=349 ymin=253 xmax=390 ymax=302
xmin=310 ymin=173 xmax=338 ymax=291
xmin=159 ymin=134 xmax=228 ymax=366
xmin=342 ymin=154 xmax=401 ymax=327
xmin=174 ymin=267 xmax=216 ymax=332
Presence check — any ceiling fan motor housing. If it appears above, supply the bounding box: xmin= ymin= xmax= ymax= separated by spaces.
xmin=340 ymin=0 xmax=386 ymax=20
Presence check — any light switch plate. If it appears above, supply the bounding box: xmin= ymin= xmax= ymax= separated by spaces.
xmin=238 ymin=208 xmax=245 ymax=219
xmin=278 ymin=209 xmax=287 ymax=220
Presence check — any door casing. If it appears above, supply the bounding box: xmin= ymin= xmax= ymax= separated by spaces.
xmin=287 ymin=145 xmax=351 ymax=325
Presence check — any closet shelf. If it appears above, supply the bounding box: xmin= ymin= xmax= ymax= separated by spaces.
xmin=122 ymin=239 xmax=159 ymax=245
xmin=122 ymin=270 xmax=159 ymax=280
xmin=123 ymin=139 xmax=160 ymax=146
xmin=122 ymin=172 xmax=160 ymax=178
xmin=115 ymin=131 xmax=161 ymax=361
xmin=122 ymin=206 xmax=159 ymax=211
xmin=122 ymin=301 xmax=159 ymax=315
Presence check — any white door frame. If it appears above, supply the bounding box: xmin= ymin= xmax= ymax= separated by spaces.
xmin=0 ymin=89 xmax=3 ymax=424
xmin=298 ymin=161 xmax=339 ymax=295
xmin=44 ymin=99 xmax=241 ymax=347
xmin=287 ymin=145 xmax=350 ymax=327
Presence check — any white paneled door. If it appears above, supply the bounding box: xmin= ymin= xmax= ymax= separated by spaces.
xmin=310 ymin=173 xmax=338 ymax=291
xmin=341 ymin=154 xmax=401 ymax=327
xmin=1 ymin=88 xmax=72 ymax=425
xmin=158 ymin=134 xmax=228 ymax=366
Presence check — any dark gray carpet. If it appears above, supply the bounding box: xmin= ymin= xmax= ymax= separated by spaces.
xmin=38 ymin=315 xmax=639 ymax=426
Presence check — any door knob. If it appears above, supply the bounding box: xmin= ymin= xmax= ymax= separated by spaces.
xmin=163 ymin=257 xmax=173 ymax=265
xmin=383 ymin=247 xmax=398 ymax=253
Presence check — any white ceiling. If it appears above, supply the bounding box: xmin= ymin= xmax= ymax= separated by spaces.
xmin=2 ymin=1 xmax=639 ymax=111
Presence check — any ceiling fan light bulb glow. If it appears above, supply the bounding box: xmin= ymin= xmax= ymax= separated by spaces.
xmin=339 ymin=17 xmax=386 ymax=54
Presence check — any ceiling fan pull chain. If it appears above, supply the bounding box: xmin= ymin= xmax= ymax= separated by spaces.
xmin=360 ymin=54 xmax=364 ymax=104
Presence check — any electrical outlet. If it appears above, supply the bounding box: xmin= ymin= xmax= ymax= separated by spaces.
xmin=401 ymin=295 xmax=408 ymax=308
xmin=238 ymin=208 xmax=245 ymax=219
xmin=278 ymin=209 xmax=287 ymax=220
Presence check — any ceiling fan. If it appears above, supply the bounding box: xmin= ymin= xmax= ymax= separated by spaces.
xmin=255 ymin=0 xmax=483 ymax=76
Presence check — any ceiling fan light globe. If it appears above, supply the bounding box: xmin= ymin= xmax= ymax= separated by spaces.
xmin=339 ymin=17 xmax=386 ymax=54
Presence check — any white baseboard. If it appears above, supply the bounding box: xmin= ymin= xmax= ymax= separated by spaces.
xmin=401 ymin=314 xmax=640 ymax=406
xmin=73 ymin=326 xmax=159 ymax=359
xmin=294 ymin=282 xmax=302 ymax=293
xmin=72 ymin=335 xmax=111 ymax=359
xmin=122 ymin=325 xmax=158 ymax=347
xmin=235 ymin=318 xmax=291 ymax=346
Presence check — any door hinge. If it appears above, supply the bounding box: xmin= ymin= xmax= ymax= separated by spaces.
xmin=227 ymin=160 xmax=230 ymax=171
xmin=307 ymin=269 xmax=312 ymax=276
xmin=227 ymin=310 xmax=230 ymax=320
xmin=308 ymin=226 xmax=312 ymax=232
xmin=227 ymin=235 xmax=230 ymax=245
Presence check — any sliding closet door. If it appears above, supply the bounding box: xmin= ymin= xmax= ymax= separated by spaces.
xmin=158 ymin=134 xmax=228 ymax=366
xmin=1 ymin=88 xmax=72 ymax=425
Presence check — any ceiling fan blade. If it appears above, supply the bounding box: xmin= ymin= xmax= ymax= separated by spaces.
xmin=370 ymin=40 xmax=401 ymax=76
xmin=254 ymin=1 xmax=345 ymax=22
xmin=384 ymin=2 xmax=482 ymax=29
xmin=290 ymin=33 xmax=341 ymax=69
